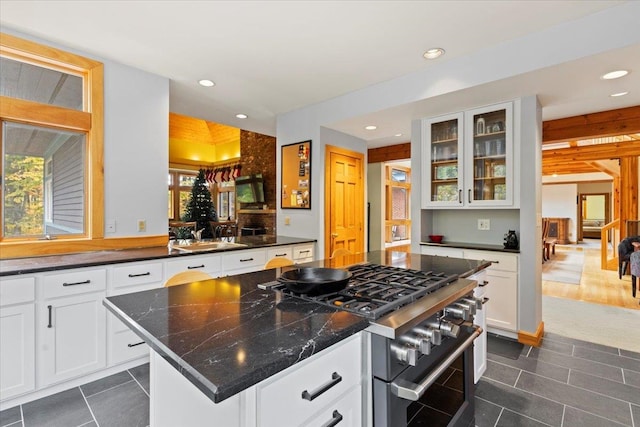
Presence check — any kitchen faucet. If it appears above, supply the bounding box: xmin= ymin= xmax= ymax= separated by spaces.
xmin=192 ymin=228 xmax=205 ymax=242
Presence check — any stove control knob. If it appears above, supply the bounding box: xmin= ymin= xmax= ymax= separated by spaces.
xmin=390 ymin=342 xmax=418 ymax=366
xmin=444 ymin=305 xmax=470 ymax=321
xmin=461 ymin=297 xmax=483 ymax=311
xmin=412 ymin=325 xmax=442 ymax=346
xmin=427 ymin=320 xmax=460 ymax=339
xmin=400 ymin=334 xmax=432 ymax=355
xmin=454 ymin=301 xmax=476 ymax=316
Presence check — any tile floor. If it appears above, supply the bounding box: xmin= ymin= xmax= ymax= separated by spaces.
xmin=1 ymin=332 xmax=639 ymax=427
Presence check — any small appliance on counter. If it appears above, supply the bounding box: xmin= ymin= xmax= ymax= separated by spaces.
xmin=503 ymin=230 xmax=519 ymax=249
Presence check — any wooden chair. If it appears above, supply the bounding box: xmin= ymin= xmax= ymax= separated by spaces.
xmin=169 ymin=221 xmax=197 ymax=240
xmin=331 ymin=248 xmax=353 ymax=258
xmin=630 ymin=251 xmax=639 ymax=301
xmin=541 ymin=218 xmax=557 ymax=262
xmin=264 ymin=257 xmax=294 ymax=269
xmin=165 ymin=270 xmax=213 ymax=287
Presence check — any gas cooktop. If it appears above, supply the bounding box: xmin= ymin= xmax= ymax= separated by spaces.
xmin=261 ymin=263 xmax=459 ymax=320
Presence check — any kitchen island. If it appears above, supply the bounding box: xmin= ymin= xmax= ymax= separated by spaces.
xmin=104 ymin=251 xmax=489 ymax=426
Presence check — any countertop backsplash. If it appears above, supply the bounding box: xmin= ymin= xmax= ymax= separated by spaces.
xmin=424 ymin=208 xmax=520 ymax=246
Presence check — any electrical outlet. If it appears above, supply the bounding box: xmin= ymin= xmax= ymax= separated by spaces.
xmin=137 ymin=219 xmax=146 ymax=232
xmin=284 ymin=216 xmax=291 ymax=225
xmin=106 ymin=220 xmax=116 ymax=233
xmin=478 ymin=219 xmax=491 ymax=231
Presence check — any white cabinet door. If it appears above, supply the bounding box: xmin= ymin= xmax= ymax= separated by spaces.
xmin=470 ymin=270 xmax=488 ymax=383
xmin=166 ymin=254 xmax=222 ymax=278
xmin=464 ymin=102 xmax=514 ymax=207
xmin=0 ymin=304 xmax=35 ymax=400
xmin=302 ymin=385 xmax=362 ymax=427
xmin=292 ymin=243 xmax=314 ymax=264
xmin=422 ymin=112 xmax=464 ymax=208
xmin=40 ymin=292 xmax=106 ymax=386
xmin=483 ymin=270 xmax=517 ymax=332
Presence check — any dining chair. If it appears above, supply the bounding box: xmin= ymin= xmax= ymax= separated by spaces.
xmin=264 ymin=257 xmax=294 ymax=269
xmin=165 ymin=270 xmax=213 ymax=287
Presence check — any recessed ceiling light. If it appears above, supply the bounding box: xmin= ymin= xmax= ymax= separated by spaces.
xmin=601 ymin=70 xmax=628 ymax=80
xmin=198 ymin=79 xmax=215 ymax=87
xmin=423 ymin=48 xmax=445 ymax=60
xmin=364 ymin=125 xmax=377 ymax=131
xmin=395 ymin=133 xmax=403 ymax=137
xmin=610 ymin=91 xmax=629 ymax=97
xmin=236 ymin=113 xmax=248 ymax=119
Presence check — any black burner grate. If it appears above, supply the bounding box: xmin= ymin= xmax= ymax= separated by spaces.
xmin=268 ymin=263 xmax=459 ymax=320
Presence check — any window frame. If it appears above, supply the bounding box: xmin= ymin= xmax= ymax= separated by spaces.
xmin=0 ymin=32 xmax=104 ymax=258
xmin=385 ymin=165 xmax=411 ymax=243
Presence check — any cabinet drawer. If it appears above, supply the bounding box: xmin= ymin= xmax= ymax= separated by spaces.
xmin=302 ymin=385 xmax=362 ymax=427
xmin=43 ymin=269 xmax=107 ymax=299
xmin=464 ymin=250 xmax=518 ymax=273
xmin=0 ymin=276 xmax=35 ymax=306
xmin=222 ymin=249 xmax=266 ymax=272
xmin=266 ymin=247 xmax=293 ymax=260
xmin=292 ymin=244 xmax=314 ymax=261
xmin=110 ymin=328 xmax=148 ymax=365
xmin=112 ymin=262 xmax=163 ymax=289
xmin=166 ymin=254 xmax=221 ymax=278
xmin=258 ymin=334 xmax=361 ymax=426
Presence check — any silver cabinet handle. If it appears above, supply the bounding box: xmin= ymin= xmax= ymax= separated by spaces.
xmin=391 ymin=326 xmax=482 ymax=401
xmin=63 ymin=279 xmax=91 ymax=286
xmin=301 ymin=372 xmax=342 ymax=401
xmin=321 ymin=410 xmax=343 ymax=427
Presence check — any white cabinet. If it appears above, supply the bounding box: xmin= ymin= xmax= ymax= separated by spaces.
xmin=150 ymin=333 xmax=363 ymax=427
xmin=40 ymin=269 xmax=107 ymax=387
xmin=470 ymin=270 xmax=488 ymax=384
xmin=292 ymin=243 xmax=314 ymax=264
xmin=166 ymin=253 xmax=222 ymax=279
xmin=422 ymin=102 xmax=514 ymax=208
xmin=421 ymin=245 xmax=464 ymax=258
xmin=0 ymin=277 xmax=36 ymax=400
xmin=221 ymin=248 xmax=266 ymax=275
xmin=257 ymin=334 xmax=362 ymax=426
xmin=464 ymin=250 xmax=518 ymax=333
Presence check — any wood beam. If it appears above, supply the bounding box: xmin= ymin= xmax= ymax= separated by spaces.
xmin=584 ymin=160 xmax=620 ymax=178
xmin=542 ymin=162 xmax=600 ymax=176
xmin=542 ymin=142 xmax=640 ymax=167
xmin=368 ymin=143 xmax=410 ymax=163
xmin=542 ymin=106 xmax=640 ymax=143
xmin=620 ymin=157 xmax=639 ymax=234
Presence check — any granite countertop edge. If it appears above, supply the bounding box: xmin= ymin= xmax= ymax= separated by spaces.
xmin=420 ymin=241 xmax=520 ymax=254
xmin=0 ymin=235 xmax=317 ymax=276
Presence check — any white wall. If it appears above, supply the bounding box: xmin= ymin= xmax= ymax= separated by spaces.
xmin=542 ymin=184 xmax=578 ymax=241
xmin=367 ymin=163 xmax=384 ymax=252
xmin=6 ymin=29 xmax=170 ymax=238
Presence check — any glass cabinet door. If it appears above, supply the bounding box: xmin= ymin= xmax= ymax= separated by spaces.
xmin=422 ymin=113 xmax=464 ymax=207
xmin=466 ymin=103 xmax=513 ymax=206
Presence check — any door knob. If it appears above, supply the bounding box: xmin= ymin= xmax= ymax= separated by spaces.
xmin=331 ymin=233 xmax=338 ymax=238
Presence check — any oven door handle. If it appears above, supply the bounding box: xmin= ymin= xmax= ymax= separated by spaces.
xmin=390 ymin=326 xmax=482 ymax=401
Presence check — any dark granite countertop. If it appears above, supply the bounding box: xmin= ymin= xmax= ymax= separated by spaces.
xmin=420 ymin=240 xmax=520 ymax=254
xmin=0 ymin=235 xmax=316 ymax=276
xmin=103 ymin=251 xmax=490 ymax=404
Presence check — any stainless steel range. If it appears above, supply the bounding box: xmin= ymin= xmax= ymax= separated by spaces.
xmin=261 ymin=261 xmax=484 ymax=427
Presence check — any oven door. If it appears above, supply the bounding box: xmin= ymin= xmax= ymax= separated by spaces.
xmin=373 ymin=325 xmax=481 ymax=427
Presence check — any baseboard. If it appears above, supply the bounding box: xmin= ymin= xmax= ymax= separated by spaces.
xmin=518 ymin=321 xmax=544 ymax=347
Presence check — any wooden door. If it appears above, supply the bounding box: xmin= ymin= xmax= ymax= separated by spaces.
xmin=325 ymin=146 xmax=364 ymax=258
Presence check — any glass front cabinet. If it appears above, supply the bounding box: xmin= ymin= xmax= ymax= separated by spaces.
xmin=422 ymin=102 xmax=514 ymax=208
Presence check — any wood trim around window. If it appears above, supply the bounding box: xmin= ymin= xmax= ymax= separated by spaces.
xmin=0 ymin=32 xmax=108 ymax=258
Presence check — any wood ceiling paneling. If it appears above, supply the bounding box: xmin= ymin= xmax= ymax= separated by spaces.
xmin=542 ymin=105 xmax=640 ymax=143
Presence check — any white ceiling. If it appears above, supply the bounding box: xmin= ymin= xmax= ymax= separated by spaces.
xmin=1 ymin=1 xmax=639 ymax=147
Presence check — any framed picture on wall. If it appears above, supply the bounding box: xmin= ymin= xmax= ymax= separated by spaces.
xmin=281 ymin=140 xmax=311 ymax=209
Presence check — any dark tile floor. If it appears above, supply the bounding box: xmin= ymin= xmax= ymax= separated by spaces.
xmin=1 ymin=332 xmax=639 ymax=427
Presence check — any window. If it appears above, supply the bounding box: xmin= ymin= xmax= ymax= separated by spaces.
xmin=385 ymin=165 xmax=411 ymax=243
xmin=0 ymin=32 xmax=103 ymax=257
xmin=168 ymin=170 xmax=198 ymax=221
xmin=217 ymin=181 xmax=236 ymax=220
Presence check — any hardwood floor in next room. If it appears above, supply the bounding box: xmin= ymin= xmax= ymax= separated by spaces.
xmin=542 ymin=241 xmax=640 ymax=310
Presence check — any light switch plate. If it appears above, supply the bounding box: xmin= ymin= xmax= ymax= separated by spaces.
xmin=137 ymin=219 xmax=146 ymax=232
xmin=478 ymin=219 xmax=491 ymax=230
